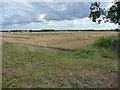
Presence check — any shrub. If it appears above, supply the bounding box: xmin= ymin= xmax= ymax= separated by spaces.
xmin=94 ymin=36 xmax=119 ymax=53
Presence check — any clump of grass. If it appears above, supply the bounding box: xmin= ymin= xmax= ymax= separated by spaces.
xmin=93 ymin=36 xmax=119 ymax=52
xmin=71 ymin=49 xmax=95 ymax=58
xmin=96 ymin=48 xmax=116 ymax=59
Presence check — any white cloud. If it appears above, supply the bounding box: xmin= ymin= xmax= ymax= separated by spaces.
xmin=2 ymin=17 xmax=118 ymax=30
xmin=38 ymin=14 xmax=46 ymax=22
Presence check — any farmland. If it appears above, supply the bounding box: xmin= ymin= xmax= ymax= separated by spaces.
xmin=2 ymin=31 xmax=118 ymax=88
xmin=2 ymin=31 xmax=117 ymax=49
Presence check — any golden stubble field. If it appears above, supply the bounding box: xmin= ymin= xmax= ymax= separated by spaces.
xmin=2 ymin=31 xmax=118 ymax=49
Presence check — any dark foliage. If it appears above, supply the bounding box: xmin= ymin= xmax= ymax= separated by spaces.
xmin=89 ymin=0 xmax=120 ymax=25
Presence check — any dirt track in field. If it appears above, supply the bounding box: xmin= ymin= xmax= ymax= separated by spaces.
xmin=2 ymin=31 xmax=118 ymax=49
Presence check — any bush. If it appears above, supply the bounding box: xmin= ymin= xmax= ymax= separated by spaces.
xmin=94 ymin=36 xmax=119 ymax=52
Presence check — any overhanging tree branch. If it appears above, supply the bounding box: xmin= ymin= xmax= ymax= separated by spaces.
xmin=89 ymin=0 xmax=120 ymax=25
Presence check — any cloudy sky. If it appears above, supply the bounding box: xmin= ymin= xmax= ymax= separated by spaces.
xmin=0 ymin=0 xmax=118 ymax=30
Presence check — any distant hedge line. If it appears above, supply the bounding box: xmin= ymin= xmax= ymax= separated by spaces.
xmin=1 ymin=29 xmax=120 ymax=32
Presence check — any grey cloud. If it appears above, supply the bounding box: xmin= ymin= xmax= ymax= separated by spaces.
xmin=2 ymin=2 xmax=108 ymax=26
xmin=30 ymin=2 xmax=91 ymax=21
xmin=3 ymin=11 xmax=41 ymax=25
xmin=2 ymin=2 xmax=41 ymax=26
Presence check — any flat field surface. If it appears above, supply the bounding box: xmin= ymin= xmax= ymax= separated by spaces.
xmin=2 ymin=31 xmax=118 ymax=49
xmin=2 ymin=31 xmax=118 ymax=88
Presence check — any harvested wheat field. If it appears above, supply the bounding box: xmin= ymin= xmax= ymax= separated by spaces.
xmin=2 ymin=31 xmax=118 ymax=49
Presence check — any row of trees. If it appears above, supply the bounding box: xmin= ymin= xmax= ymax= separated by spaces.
xmin=1 ymin=29 xmax=119 ymax=32
xmin=1 ymin=29 xmax=55 ymax=32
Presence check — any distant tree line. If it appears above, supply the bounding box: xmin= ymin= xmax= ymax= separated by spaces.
xmin=1 ymin=29 xmax=119 ymax=32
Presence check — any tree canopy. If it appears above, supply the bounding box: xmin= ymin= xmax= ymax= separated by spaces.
xmin=89 ymin=0 xmax=120 ymax=25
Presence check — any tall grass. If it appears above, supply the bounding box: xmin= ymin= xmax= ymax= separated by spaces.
xmin=93 ymin=35 xmax=119 ymax=53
